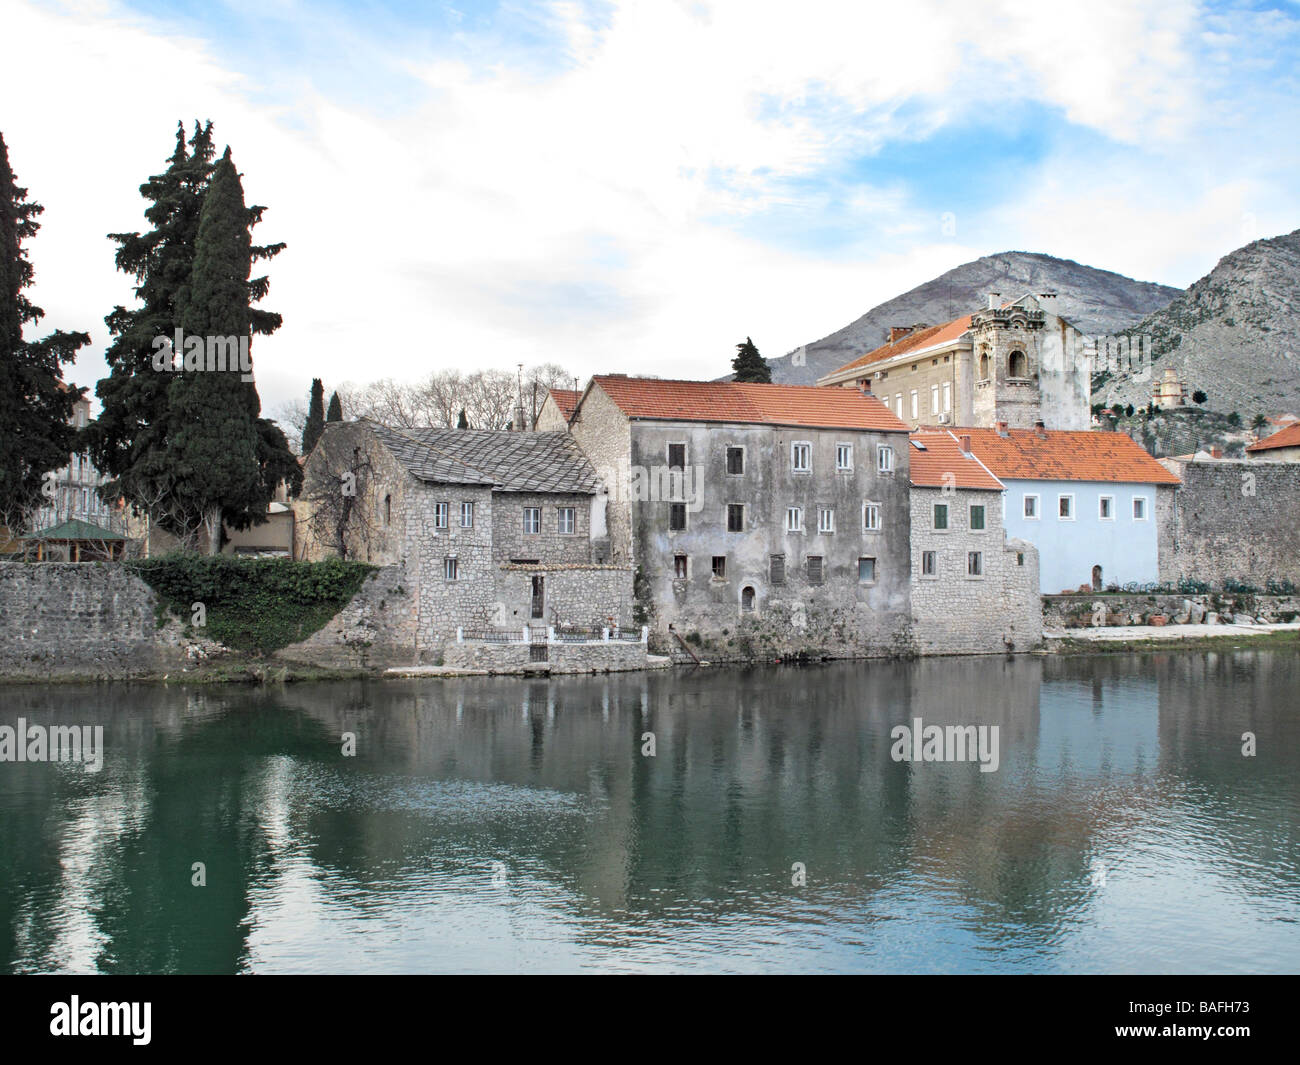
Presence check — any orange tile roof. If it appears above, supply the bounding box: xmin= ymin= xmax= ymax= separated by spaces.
xmin=825 ymin=314 xmax=974 ymax=377
xmin=547 ymin=387 xmax=580 ymax=419
xmin=908 ymin=431 xmax=1004 ymax=491
xmin=589 ymin=375 xmax=909 ymax=432
xmin=960 ymin=427 xmax=1181 ymax=485
xmin=1247 ymin=422 xmax=1300 ymax=451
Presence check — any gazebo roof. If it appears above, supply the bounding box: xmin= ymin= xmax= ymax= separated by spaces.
xmin=21 ymin=518 xmax=126 ymax=541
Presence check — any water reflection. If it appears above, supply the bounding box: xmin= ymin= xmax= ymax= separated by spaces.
xmin=1 ymin=651 xmax=1297 ymax=973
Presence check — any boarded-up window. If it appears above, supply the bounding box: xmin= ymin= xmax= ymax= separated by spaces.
xmin=670 ymin=503 xmax=686 ymax=530
xmin=770 ymin=554 xmax=786 ymax=584
xmin=807 ymin=555 xmax=823 ymax=584
xmin=726 ymin=447 xmax=744 ymax=474
xmin=727 ymin=504 xmax=745 ymax=532
xmin=668 ymin=443 xmax=686 ymax=468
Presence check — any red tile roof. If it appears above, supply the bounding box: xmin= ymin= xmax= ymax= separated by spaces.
xmin=1247 ymin=422 xmax=1300 ymax=452
xmin=546 ymin=387 xmax=580 ymax=419
xmin=908 ymin=431 xmax=1004 ymax=491
xmin=589 ymin=375 xmax=909 ymax=432
xmin=824 ymin=314 xmax=974 ymax=378
xmin=960 ymin=427 xmax=1181 ymax=485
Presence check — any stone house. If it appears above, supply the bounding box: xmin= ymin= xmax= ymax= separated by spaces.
xmin=297 ymin=420 xmax=633 ymax=660
xmin=907 ymin=430 xmax=1040 ymax=653
xmin=1246 ymin=422 xmax=1300 ymax=461
xmin=564 ymin=375 xmax=916 ymax=657
xmin=816 ymin=293 xmax=1092 ymax=431
xmin=535 ymin=387 xmax=580 ymax=431
xmin=961 ymin=425 xmax=1181 ymax=593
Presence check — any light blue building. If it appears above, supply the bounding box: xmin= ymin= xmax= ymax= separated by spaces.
xmin=964 ymin=427 xmax=1180 ymax=593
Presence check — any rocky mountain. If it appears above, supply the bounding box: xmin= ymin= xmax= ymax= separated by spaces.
xmin=768 ymin=251 xmax=1181 ymax=385
xmin=1097 ymin=229 xmax=1300 ymax=418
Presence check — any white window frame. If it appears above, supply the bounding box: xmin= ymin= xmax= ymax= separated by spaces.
xmin=791 ymin=441 xmax=812 ymax=474
xmin=1023 ymin=493 xmax=1040 ymax=521
xmin=895 ymin=394 xmax=903 ymax=417
xmin=930 ymin=384 xmax=939 ymax=414
xmin=878 ymin=445 xmax=895 ymax=473
xmin=1133 ymin=496 xmax=1148 ymax=521
xmin=942 ymin=380 xmax=951 ymax=412
xmin=673 ymin=554 xmax=689 ymax=579
xmin=910 ymin=390 xmax=919 ymax=419
xmin=966 ymin=551 xmax=984 ymax=579
xmin=786 ymin=506 xmax=804 ymax=534
xmin=523 ymin=506 xmax=541 ymax=534
xmin=862 ymin=502 xmax=881 ymax=532
xmin=1098 ymin=495 xmax=1115 ymax=521
xmin=460 ymin=501 xmax=474 ymax=528
xmin=444 ymin=557 xmax=459 ymax=581
xmin=557 ymin=506 xmax=576 ymax=534
xmin=920 ymin=550 xmax=938 ymax=579
xmin=857 ymin=556 xmax=877 ymax=584
xmin=1057 ymin=494 xmax=1075 ymax=521
xmin=818 ymin=507 xmax=835 ymax=534
xmin=836 ymin=443 xmax=853 ymax=472
xmin=434 ymin=502 xmax=449 ymax=530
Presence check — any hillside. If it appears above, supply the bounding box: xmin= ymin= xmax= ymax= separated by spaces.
xmin=1097 ymin=229 xmax=1300 ymax=418
xmin=768 ymin=251 xmax=1180 ymax=385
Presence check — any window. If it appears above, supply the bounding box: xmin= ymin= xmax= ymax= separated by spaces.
xmin=910 ymin=390 xmax=919 ymax=419
xmin=933 ymin=503 xmax=949 ymax=530
xmin=863 ymin=502 xmax=881 ymax=531
xmin=930 ymin=384 xmax=939 ymax=414
xmin=460 ymin=501 xmax=474 ymax=528
xmin=726 ymin=447 xmax=745 ymax=475
xmin=967 ymin=551 xmax=983 ymax=577
xmin=878 ymin=445 xmax=895 ymax=473
xmin=970 ymin=504 xmax=986 ymax=531
xmin=786 ymin=507 xmax=804 ymax=533
xmin=669 ymin=503 xmax=686 ymax=530
xmin=791 ymin=442 xmax=811 ymax=473
xmin=727 ymin=504 xmax=745 ymax=532
xmin=921 ymin=550 xmax=937 ymax=577
xmin=979 ymin=351 xmax=990 ymax=380
xmin=558 ymin=506 xmax=576 ymax=534
xmin=667 ymin=443 xmax=686 ymax=469
xmin=806 ymin=555 xmax=824 ymax=584
xmin=1133 ymin=497 xmax=1148 ymax=520
xmin=1058 ymin=494 xmax=1074 ymax=520
xmin=741 ymin=586 xmax=756 ymax=612
xmin=836 ymin=443 xmax=853 ymax=471
xmin=770 ymin=554 xmax=786 ymax=584
xmin=818 ymin=507 xmax=835 ymax=534
xmin=858 ymin=557 xmax=876 ymax=583
xmin=674 ymin=554 xmax=688 ymax=579
xmin=523 ymin=507 xmax=541 ymax=534
xmin=1099 ymin=496 xmax=1114 ymax=520
xmin=434 ymin=502 xmax=449 ymax=529
xmin=942 ymin=381 xmax=951 ymax=412
xmin=1009 ymin=350 xmax=1028 ymax=378
xmin=1023 ymin=494 xmax=1039 ymax=520
xmin=895 ymin=394 xmax=903 ymax=417
xmin=444 ymin=557 xmax=459 ymax=581
xmin=1017 ymin=552 xmax=1025 ymax=566
xmin=711 ymin=555 xmax=727 ymax=580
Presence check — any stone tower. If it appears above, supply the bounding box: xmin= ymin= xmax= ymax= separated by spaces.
xmin=969 ymin=294 xmax=1045 ymax=429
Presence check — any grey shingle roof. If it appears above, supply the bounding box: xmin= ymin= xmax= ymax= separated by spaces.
xmin=365 ymin=422 xmax=600 ymax=494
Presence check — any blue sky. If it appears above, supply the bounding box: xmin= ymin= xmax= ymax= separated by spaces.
xmin=4 ymin=0 xmax=1299 ymax=417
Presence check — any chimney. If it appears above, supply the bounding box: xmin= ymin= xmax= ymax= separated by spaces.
xmin=513 ymin=403 xmax=528 ymax=432
xmin=1039 ymin=292 xmax=1059 ymax=314
xmin=996 ymin=420 xmax=1009 ymax=437
xmin=1034 ymin=419 xmax=1047 ymax=438
xmin=959 ymin=434 xmax=972 ymax=453
xmin=988 ymin=292 xmax=1002 ymax=310
xmin=1209 ymin=445 xmax=1223 ymax=459
xmin=888 ymin=325 xmax=914 ymax=344
xmin=857 ymin=379 xmax=872 ymax=395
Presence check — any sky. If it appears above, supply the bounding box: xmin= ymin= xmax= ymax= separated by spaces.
xmin=4 ymin=0 xmax=1299 ymax=422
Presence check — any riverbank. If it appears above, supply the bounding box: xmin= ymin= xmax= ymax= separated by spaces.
xmin=1044 ymin=621 xmax=1300 ymax=655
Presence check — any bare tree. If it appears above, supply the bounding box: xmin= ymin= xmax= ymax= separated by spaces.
xmin=299 ymin=429 xmax=378 ymax=560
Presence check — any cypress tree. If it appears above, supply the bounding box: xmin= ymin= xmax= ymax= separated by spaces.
xmin=326 ymin=390 xmax=342 ymax=422
xmin=0 ymin=132 xmax=90 ymax=533
xmin=302 ymin=378 xmax=325 ymax=453
xmin=165 ymin=147 xmax=297 ymax=552
xmin=457 ymin=408 xmax=469 ymax=429
xmin=732 ymin=336 xmax=772 ymax=384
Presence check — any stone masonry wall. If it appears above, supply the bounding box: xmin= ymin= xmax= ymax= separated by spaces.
xmin=0 ymin=562 xmax=186 ymax=679
xmin=909 ymin=488 xmax=1042 ymax=654
xmin=279 ymin=564 xmax=418 ymax=669
xmin=1043 ymin=592 xmax=1300 ymax=628
xmin=1158 ymin=459 xmax=1300 ymax=587
xmin=443 ymin=638 xmax=645 ymax=673
xmin=566 ymin=384 xmax=634 ymax=564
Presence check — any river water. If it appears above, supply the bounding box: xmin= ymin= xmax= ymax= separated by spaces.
xmin=2 ymin=651 xmax=1297 ymax=973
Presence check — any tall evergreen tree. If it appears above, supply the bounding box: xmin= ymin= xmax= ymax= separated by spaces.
xmin=165 ymin=147 xmax=297 ymax=553
xmin=0 ymin=132 xmax=90 ymax=533
xmin=732 ymin=336 xmax=771 ymax=384
xmin=457 ymin=408 xmax=469 ymax=429
xmin=302 ymin=378 xmax=325 ymax=453
xmin=326 ymin=390 xmax=342 ymax=422
xmin=87 ymin=121 xmax=288 ymax=540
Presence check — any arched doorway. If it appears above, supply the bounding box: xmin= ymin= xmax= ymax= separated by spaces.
xmin=741 ymin=586 xmax=756 ymax=612
xmin=1092 ymin=564 xmax=1103 ymax=592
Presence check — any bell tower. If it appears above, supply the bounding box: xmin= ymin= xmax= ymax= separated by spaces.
xmin=969 ymin=294 xmax=1045 ymax=429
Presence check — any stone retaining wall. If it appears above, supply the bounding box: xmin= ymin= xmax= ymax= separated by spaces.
xmin=1043 ymin=592 xmax=1300 ymax=628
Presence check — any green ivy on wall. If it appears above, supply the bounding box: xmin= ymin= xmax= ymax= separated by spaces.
xmin=128 ymin=555 xmax=373 ymax=654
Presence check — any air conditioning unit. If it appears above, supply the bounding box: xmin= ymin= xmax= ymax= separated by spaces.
xmin=936 ymin=412 xmax=952 ymax=424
